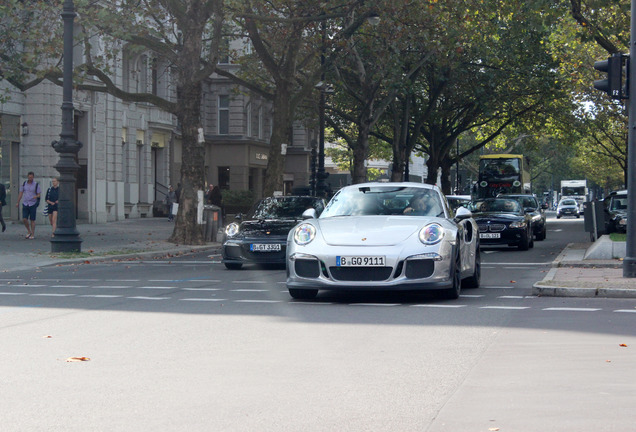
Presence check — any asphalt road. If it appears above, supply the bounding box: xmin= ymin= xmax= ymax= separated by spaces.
xmin=1 ymin=215 xmax=635 ymax=431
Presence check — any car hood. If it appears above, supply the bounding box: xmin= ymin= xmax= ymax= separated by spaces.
xmin=317 ymin=216 xmax=431 ymax=246
xmin=240 ymin=219 xmax=300 ymax=236
xmin=473 ymin=213 xmax=523 ymax=223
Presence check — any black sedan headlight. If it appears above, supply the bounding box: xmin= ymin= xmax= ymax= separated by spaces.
xmin=225 ymin=222 xmax=240 ymax=238
xmin=509 ymin=220 xmax=527 ymax=229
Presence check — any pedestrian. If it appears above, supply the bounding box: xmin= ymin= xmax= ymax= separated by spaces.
xmin=45 ymin=178 xmax=60 ymax=236
xmin=165 ymin=185 xmax=177 ymax=222
xmin=205 ymin=183 xmax=224 ymax=224
xmin=0 ymin=182 xmax=6 ymax=232
xmin=174 ymin=183 xmax=181 ymax=204
xmin=16 ymin=171 xmax=42 ymax=239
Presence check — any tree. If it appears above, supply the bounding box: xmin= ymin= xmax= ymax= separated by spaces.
xmin=1 ymin=0 xmax=225 ymax=245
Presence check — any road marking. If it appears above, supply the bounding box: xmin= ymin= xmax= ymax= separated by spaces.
xmin=106 ymin=279 xmax=140 ymax=282
xmin=80 ymin=295 xmax=123 ymax=298
xmin=138 ymin=286 xmax=176 ymax=290
xmin=148 ymin=279 xmax=221 ymax=283
xmin=232 ymin=280 xmax=267 ymax=284
xmin=411 ymin=304 xmax=467 ymax=308
xmin=180 ymin=298 xmax=227 ymax=302
xmin=92 ymin=286 xmax=132 ymax=289
xmin=50 ymin=285 xmax=88 ymax=288
xmin=127 ymin=296 xmax=170 ymax=300
xmin=350 ymin=303 xmax=400 ymax=307
xmin=483 ymin=262 xmax=551 ymax=266
xmin=231 ymin=289 xmax=268 ymax=292
xmin=613 ymin=309 xmax=636 ymax=313
xmin=30 ymin=293 xmax=75 ymax=297
xmin=0 ymin=292 xmax=25 ymax=295
xmin=498 ymin=295 xmax=527 ymax=299
xmin=182 ymin=288 xmax=222 ymax=291
xmin=480 ymin=306 xmax=530 ymax=310
xmin=235 ymin=299 xmax=281 ymax=303
xmin=460 ymin=294 xmax=484 ymax=298
xmin=542 ymin=307 xmax=601 ymax=312
xmin=290 ymin=301 xmax=333 ymax=305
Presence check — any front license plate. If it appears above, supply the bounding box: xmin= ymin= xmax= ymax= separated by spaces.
xmin=250 ymin=243 xmax=281 ymax=252
xmin=480 ymin=233 xmax=501 ymax=239
xmin=336 ymin=256 xmax=385 ymax=267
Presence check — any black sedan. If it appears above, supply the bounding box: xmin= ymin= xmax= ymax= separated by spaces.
xmin=222 ymin=196 xmax=326 ymax=269
xmin=498 ymin=193 xmax=547 ymax=241
xmin=471 ymin=198 xmax=534 ymax=250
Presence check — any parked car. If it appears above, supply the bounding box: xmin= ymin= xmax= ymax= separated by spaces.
xmin=472 ymin=197 xmax=534 ymax=250
xmin=222 ymin=195 xmax=326 ymax=269
xmin=498 ymin=193 xmax=547 ymax=241
xmin=285 ymin=182 xmax=480 ymax=300
xmin=556 ymin=198 xmax=580 ymax=219
xmin=603 ymin=190 xmax=627 ymax=233
xmin=445 ymin=194 xmax=472 ymax=213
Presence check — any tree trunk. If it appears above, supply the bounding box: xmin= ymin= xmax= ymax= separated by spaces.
xmin=352 ymin=120 xmax=371 ymax=184
xmin=263 ymin=90 xmax=292 ymax=196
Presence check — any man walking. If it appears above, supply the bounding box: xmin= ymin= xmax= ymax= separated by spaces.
xmin=16 ymin=172 xmax=41 ymax=239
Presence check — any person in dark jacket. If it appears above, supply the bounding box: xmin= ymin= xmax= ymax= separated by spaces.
xmin=0 ymin=182 xmax=6 ymax=232
xmin=45 ymin=178 xmax=60 ymax=236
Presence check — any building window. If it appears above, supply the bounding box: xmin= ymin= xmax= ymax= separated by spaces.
xmin=218 ymin=166 xmax=230 ymax=190
xmin=218 ymin=95 xmax=230 ymax=135
xmin=246 ymin=103 xmax=252 ymax=137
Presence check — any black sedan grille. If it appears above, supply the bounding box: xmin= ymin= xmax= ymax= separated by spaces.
xmin=329 ymin=267 xmax=393 ymax=281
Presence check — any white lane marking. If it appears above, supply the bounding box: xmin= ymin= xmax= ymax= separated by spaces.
xmin=17 ymin=285 xmax=47 ymax=288
xmin=460 ymin=294 xmax=484 ymax=298
xmin=138 ymin=286 xmax=176 ymax=290
xmin=142 ymin=260 xmax=216 ymax=264
xmin=498 ymin=295 xmax=526 ymax=299
xmin=231 ymin=289 xmax=268 ymax=292
xmin=411 ymin=304 xmax=467 ymax=308
xmin=30 ymin=293 xmax=75 ymax=297
xmin=232 ymin=280 xmax=267 ymax=284
xmin=0 ymin=292 xmax=26 ymax=296
xmin=543 ymin=307 xmax=601 ymax=312
xmin=613 ymin=309 xmax=636 ymax=313
xmin=235 ymin=300 xmax=281 ymax=304
xmin=93 ymin=286 xmax=132 ymax=289
xmin=180 ymin=298 xmax=227 ymax=302
xmin=182 ymin=288 xmax=222 ymax=291
xmin=106 ymin=279 xmax=140 ymax=282
xmin=480 ymin=306 xmax=530 ymax=310
xmin=290 ymin=302 xmax=333 ymax=305
xmin=127 ymin=296 xmax=170 ymax=300
xmin=148 ymin=279 xmax=221 ymax=283
xmin=80 ymin=295 xmax=123 ymax=298
xmin=350 ymin=303 xmax=400 ymax=307
xmin=483 ymin=262 xmax=551 ymax=266
xmin=68 ymin=279 xmax=100 ymax=281
xmin=50 ymin=285 xmax=88 ymax=288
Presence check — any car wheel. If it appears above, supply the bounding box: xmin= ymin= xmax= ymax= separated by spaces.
xmin=288 ymin=288 xmax=318 ymax=300
xmin=518 ymin=232 xmax=530 ymax=251
xmin=556 ymin=214 xmax=561 ymax=219
xmin=224 ymin=263 xmax=243 ymax=270
xmin=577 ymin=214 xmax=580 ymax=218
xmin=529 ymin=230 xmax=534 ymax=248
xmin=442 ymin=246 xmax=461 ymax=299
xmin=462 ymin=248 xmax=480 ymax=289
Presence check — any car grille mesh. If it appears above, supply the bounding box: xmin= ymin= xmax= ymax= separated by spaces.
xmin=329 ymin=267 xmax=393 ymax=281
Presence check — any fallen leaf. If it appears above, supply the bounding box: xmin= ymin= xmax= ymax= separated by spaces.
xmin=43 ymin=335 xmax=52 ymax=338
xmin=606 ymin=360 xmax=612 ymax=362
xmin=66 ymin=356 xmax=91 ymax=362
xmin=619 ymin=344 xmax=628 ymax=347
xmin=510 ymin=280 xmax=516 ymax=283
xmin=489 ymin=428 xmax=500 ymax=431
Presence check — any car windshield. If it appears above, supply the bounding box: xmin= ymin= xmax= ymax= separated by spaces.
xmin=321 ymin=186 xmax=445 ymax=218
xmin=249 ymin=197 xmax=323 ymax=220
xmin=560 ymin=200 xmax=577 ymax=206
xmin=472 ymin=198 xmax=522 ymax=214
xmin=610 ymin=197 xmax=627 ymax=211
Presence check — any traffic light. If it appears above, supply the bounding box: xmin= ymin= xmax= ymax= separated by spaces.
xmin=593 ymin=53 xmax=627 ymax=100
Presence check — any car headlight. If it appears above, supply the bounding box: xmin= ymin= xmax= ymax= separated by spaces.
xmin=294 ymin=223 xmax=316 ymax=245
xmin=419 ymin=223 xmax=444 ymax=245
xmin=225 ymin=222 xmax=240 ymax=237
xmin=509 ymin=220 xmax=526 ymax=229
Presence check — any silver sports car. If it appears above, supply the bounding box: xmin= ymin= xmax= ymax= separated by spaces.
xmin=286 ymin=182 xmax=480 ymax=300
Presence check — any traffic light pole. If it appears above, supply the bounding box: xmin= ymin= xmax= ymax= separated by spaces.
xmin=625 ymin=0 xmax=636 ymax=277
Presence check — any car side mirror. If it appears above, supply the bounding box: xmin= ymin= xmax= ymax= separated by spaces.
xmin=302 ymin=208 xmax=318 ymax=219
xmin=454 ymin=206 xmax=472 ymax=221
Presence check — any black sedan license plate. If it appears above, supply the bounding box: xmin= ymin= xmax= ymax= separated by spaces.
xmin=480 ymin=233 xmax=501 ymax=239
xmin=250 ymin=243 xmax=281 ymax=252
xmin=336 ymin=256 xmax=385 ymax=267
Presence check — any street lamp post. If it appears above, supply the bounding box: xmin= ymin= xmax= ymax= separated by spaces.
xmin=50 ymin=0 xmax=82 ymax=252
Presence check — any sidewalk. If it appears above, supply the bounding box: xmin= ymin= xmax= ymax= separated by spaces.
xmin=0 ymin=217 xmax=220 ymax=273
xmin=533 ymin=242 xmax=636 ymax=298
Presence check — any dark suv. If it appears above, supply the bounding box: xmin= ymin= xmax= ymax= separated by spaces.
xmin=498 ymin=194 xmax=547 ymax=241
xmin=603 ymin=190 xmax=627 ymax=234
